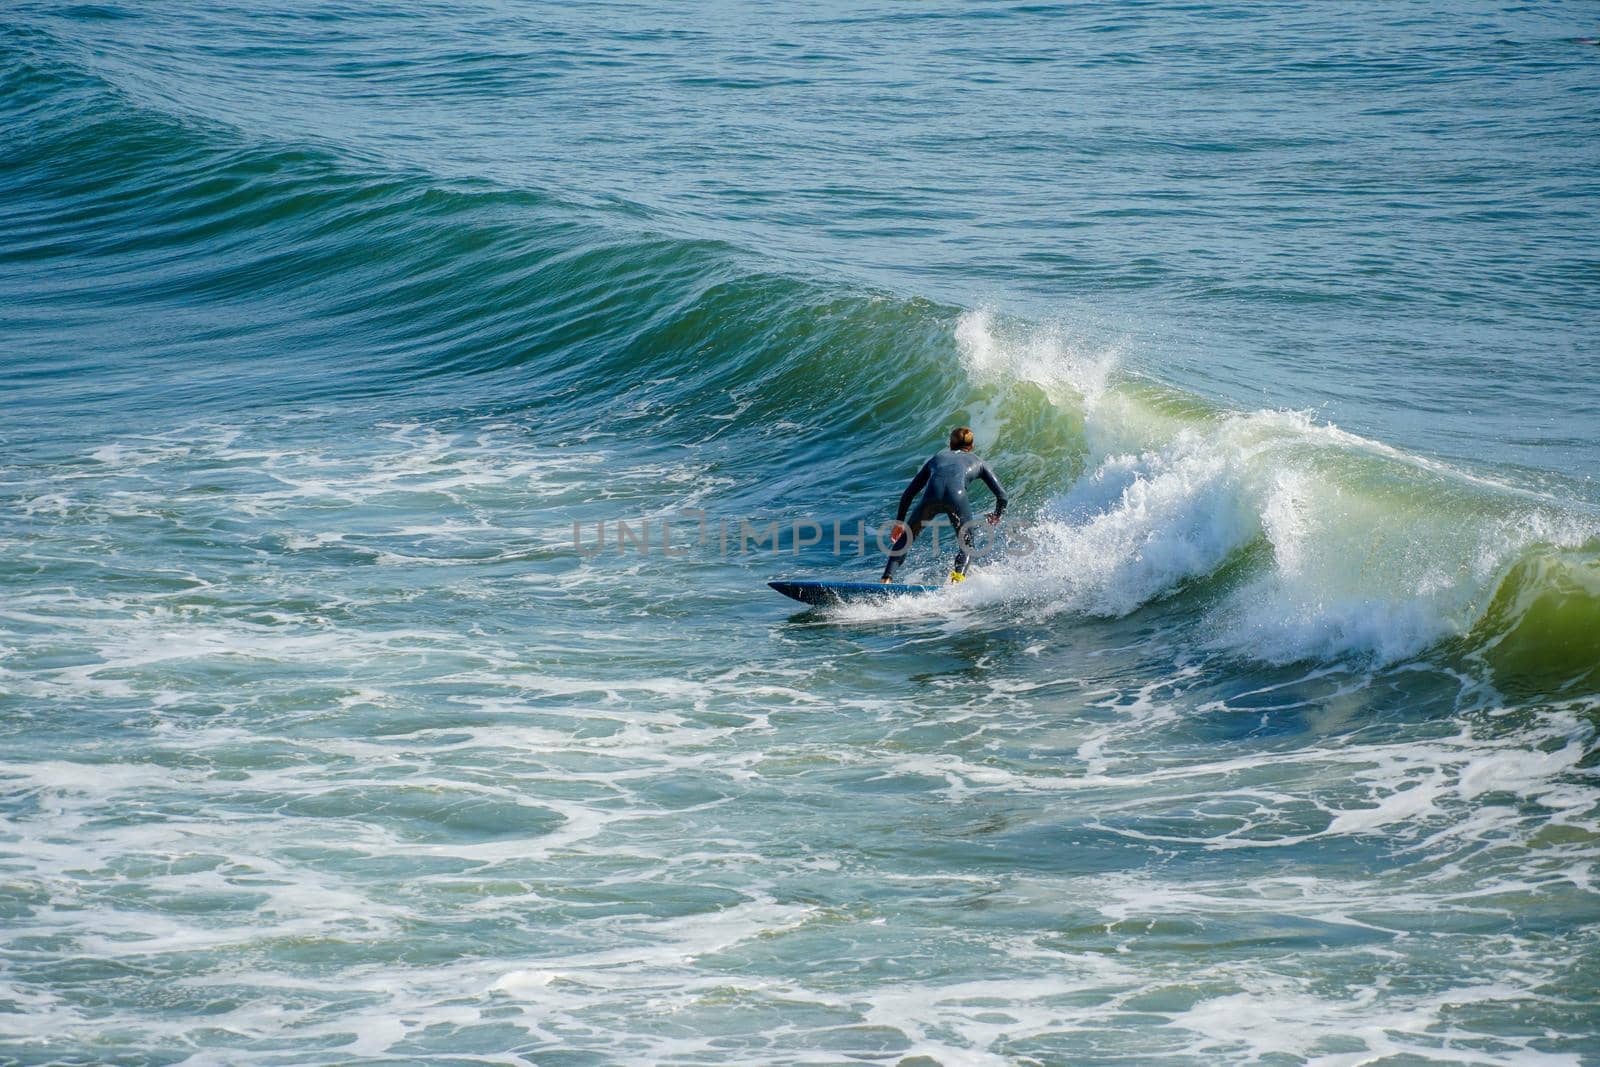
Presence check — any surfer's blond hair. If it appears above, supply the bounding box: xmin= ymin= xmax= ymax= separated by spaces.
xmin=949 ymin=426 xmax=974 ymax=451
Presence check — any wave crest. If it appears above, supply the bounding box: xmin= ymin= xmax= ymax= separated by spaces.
xmin=939 ymin=314 xmax=1600 ymax=684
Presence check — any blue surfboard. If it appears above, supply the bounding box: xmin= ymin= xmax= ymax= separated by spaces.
xmin=768 ymin=579 xmax=941 ymax=606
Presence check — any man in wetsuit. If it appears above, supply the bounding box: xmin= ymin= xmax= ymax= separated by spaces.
xmin=881 ymin=426 xmax=1008 ymax=584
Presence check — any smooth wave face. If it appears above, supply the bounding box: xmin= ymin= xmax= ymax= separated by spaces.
xmin=3 ymin=2 xmax=1599 ymax=1064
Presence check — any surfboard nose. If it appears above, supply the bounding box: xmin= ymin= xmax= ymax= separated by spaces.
xmin=768 ymin=580 xmax=803 ymax=601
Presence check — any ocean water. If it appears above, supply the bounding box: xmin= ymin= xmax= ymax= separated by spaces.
xmin=3 ymin=1 xmax=1599 ymax=1063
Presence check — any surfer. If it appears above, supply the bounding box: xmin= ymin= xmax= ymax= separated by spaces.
xmin=881 ymin=426 xmax=1007 ymax=584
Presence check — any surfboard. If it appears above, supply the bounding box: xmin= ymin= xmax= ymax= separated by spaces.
xmin=768 ymin=579 xmax=940 ymax=606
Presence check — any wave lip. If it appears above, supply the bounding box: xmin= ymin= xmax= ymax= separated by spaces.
xmin=943 ymin=311 xmax=1600 ymax=681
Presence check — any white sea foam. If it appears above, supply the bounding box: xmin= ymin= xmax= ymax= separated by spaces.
xmin=4 ymin=354 xmax=1598 ymax=1064
xmin=927 ymin=312 xmax=1600 ymax=664
xmin=1167 ymin=977 xmax=1581 ymax=1066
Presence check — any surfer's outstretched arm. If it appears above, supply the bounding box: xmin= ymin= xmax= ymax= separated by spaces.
xmin=896 ymin=459 xmax=933 ymax=522
xmin=882 ymin=459 xmax=933 ymax=583
xmin=978 ymin=462 xmax=1008 ymax=520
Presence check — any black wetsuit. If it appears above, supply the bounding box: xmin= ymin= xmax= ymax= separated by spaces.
xmin=882 ymin=448 xmax=1008 ymax=580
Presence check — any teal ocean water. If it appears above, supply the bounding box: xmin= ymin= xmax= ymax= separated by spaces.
xmin=4 ymin=2 xmax=1600 ymax=1062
